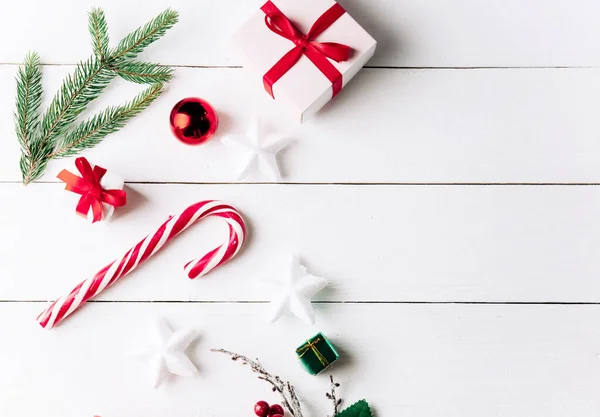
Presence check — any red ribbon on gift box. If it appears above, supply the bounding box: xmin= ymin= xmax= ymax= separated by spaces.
xmin=57 ymin=157 xmax=127 ymax=223
xmin=261 ymin=0 xmax=352 ymax=98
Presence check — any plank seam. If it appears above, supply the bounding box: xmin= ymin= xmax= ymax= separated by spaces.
xmin=2 ymin=181 xmax=600 ymax=186
xmin=3 ymin=300 xmax=600 ymax=305
xmin=0 ymin=63 xmax=599 ymax=70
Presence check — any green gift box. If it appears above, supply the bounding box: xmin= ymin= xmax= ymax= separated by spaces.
xmin=296 ymin=332 xmax=339 ymax=375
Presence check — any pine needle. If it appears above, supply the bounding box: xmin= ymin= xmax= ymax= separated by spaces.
xmin=14 ymin=52 xmax=43 ymax=159
xmin=52 ymin=84 xmax=164 ymax=158
xmin=89 ymin=8 xmax=109 ymax=61
xmin=37 ymin=57 xmax=115 ymax=158
xmin=112 ymin=9 xmax=179 ymax=61
xmin=15 ymin=8 xmax=178 ymax=185
xmin=113 ymin=61 xmax=173 ymax=84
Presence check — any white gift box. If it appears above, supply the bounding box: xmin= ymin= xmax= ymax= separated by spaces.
xmin=59 ymin=158 xmax=125 ymax=223
xmin=231 ymin=0 xmax=377 ymax=122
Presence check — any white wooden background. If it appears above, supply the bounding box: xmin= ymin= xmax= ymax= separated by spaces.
xmin=1 ymin=0 xmax=600 ymax=416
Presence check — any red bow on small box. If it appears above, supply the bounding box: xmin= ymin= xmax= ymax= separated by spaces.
xmin=57 ymin=157 xmax=127 ymax=223
xmin=261 ymin=1 xmax=352 ymax=98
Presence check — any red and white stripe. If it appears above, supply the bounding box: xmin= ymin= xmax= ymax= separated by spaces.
xmin=37 ymin=200 xmax=246 ymax=330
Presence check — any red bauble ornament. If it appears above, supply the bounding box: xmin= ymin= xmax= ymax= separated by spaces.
xmin=254 ymin=401 xmax=270 ymax=417
xmin=269 ymin=404 xmax=285 ymax=416
xmin=169 ymin=97 xmax=218 ymax=145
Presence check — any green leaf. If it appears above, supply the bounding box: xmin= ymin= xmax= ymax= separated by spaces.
xmin=88 ymin=8 xmax=109 ymax=60
xmin=113 ymin=61 xmax=173 ymax=84
xmin=111 ymin=9 xmax=179 ymax=61
xmin=337 ymin=400 xmax=373 ymax=417
xmin=14 ymin=51 xmax=43 ymax=158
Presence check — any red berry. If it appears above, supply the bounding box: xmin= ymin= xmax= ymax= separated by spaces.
xmin=254 ymin=401 xmax=270 ymax=417
xmin=269 ymin=405 xmax=285 ymax=416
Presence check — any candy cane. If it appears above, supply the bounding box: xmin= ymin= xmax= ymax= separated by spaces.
xmin=37 ymin=200 xmax=246 ymax=330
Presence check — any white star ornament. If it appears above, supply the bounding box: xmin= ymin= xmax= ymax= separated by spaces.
xmin=221 ymin=118 xmax=292 ymax=181
xmin=131 ymin=318 xmax=199 ymax=388
xmin=263 ymin=255 xmax=328 ymax=326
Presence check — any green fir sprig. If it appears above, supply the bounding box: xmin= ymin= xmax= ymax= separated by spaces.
xmin=14 ymin=8 xmax=178 ymax=185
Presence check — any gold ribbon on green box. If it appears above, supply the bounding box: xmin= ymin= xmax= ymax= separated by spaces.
xmin=297 ymin=337 xmax=330 ymax=367
xmin=295 ymin=332 xmax=339 ymax=375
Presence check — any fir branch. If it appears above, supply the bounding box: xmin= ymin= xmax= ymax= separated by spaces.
xmin=51 ymin=83 xmax=164 ymax=158
xmin=112 ymin=61 xmax=173 ymax=84
xmin=19 ymin=153 xmax=49 ymax=187
xmin=39 ymin=56 xmax=114 ymax=146
xmin=211 ymin=349 xmax=304 ymax=417
xmin=14 ymin=51 xmax=43 ymax=159
xmin=326 ymin=376 xmax=342 ymax=416
xmin=112 ymin=9 xmax=178 ymax=61
xmin=89 ymin=8 xmax=109 ymax=61
xmin=37 ymin=57 xmax=115 ymax=151
xmin=23 ymin=57 xmax=115 ymax=184
xmin=15 ymin=8 xmax=177 ymax=185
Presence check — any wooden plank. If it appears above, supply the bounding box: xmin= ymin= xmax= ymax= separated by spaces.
xmin=2 ymin=183 xmax=600 ymax=302
xmin=2 ymin=0 xmax=600 ymax=67
xmin=2 ymin=67 xmax=600 ymax=183
xmin=1 ymin=302 xmax=599 ymax=417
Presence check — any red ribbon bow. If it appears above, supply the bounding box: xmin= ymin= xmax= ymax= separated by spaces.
xmin=261 ymin=1 xmax=352 ymax=98
xmin=57 ymin=157 xmax=127 ymax=223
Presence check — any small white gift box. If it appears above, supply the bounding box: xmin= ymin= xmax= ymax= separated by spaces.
xmin=231 ymin=0 xmax=377 ymax=122
xmin=57 ymin=157 xmax=126 ymax=223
